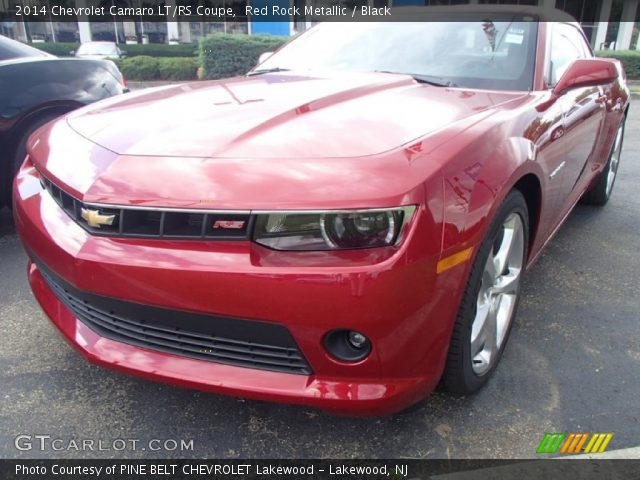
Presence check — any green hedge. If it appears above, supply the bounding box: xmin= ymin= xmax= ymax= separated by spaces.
xmin=120 ymin=43 xmax=197 ymax=58
xmin=114 ymin=56 xmax=198 ymax=81
xmin=595 ymin=50 xmax=640 ymax=79
xmin=157 ymin=57 xmax=199 ymax=80
xmin=30 ymin=42 xmax=196 ymax=58
xmin=30 ymin=42 xmax=77 ymax=57
xmin=199 ymin=33 xmax=289 ymax=80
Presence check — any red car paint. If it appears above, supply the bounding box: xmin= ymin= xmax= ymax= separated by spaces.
xmin=14 ymin=18 xmax=629 ymax=415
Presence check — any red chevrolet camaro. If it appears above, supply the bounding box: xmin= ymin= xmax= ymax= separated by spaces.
xmin=14 ymin=8 xmax=629 ymax=415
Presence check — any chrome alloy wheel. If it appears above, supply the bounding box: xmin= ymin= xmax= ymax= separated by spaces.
xmin=606 ymin=123 xmax=624 ymax=197
xmin=470 ymin=213 xmax=525 ymax=375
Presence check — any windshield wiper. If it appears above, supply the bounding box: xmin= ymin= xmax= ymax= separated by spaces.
xmin=376 ymin=70 xmax=455 ymax=87
xmin=247 ymin=67 xmax=291 ymax=76
xmin=410 ymin=74 xmax=456 ymax=87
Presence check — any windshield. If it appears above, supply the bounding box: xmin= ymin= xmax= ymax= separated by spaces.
xmin=77 ymin=43 xmax=119 ymax=56
xmin=257 ymin=20 xmax=538 ymax=91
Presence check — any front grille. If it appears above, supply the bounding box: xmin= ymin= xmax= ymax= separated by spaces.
xmin=37 ymin=262 xmax=312 ymax=375
xmin=39 ymin=175 xmax=252 ymax=240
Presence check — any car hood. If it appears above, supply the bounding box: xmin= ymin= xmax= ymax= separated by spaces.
xmin=66 ymin=71 xmax=526 ymax=159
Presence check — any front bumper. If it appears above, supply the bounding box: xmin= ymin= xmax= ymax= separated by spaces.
xmin=14 ymin=161 xmax=467 ymax=415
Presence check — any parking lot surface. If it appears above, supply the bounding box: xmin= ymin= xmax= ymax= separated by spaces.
xmin=0 ymin=104 xmax=638 ymax=459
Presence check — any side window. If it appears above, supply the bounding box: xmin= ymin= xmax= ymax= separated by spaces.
xmin=550 ymin=24 xmax=587 ymax=85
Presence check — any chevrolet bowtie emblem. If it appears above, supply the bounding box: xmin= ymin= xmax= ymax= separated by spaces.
xmin=80 ymin=208 xmax=116 ymax=228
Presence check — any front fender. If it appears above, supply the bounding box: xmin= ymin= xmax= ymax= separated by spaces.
xmin=441 ymin=133 xmax=544 ymax=258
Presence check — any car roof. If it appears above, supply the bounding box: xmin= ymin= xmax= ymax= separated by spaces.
xmin=389 ymin=4 xmax=578 ymax=23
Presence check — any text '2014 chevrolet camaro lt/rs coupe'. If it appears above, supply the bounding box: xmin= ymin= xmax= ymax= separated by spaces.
xmin=14 ymin=8 xmax=629 ymax=415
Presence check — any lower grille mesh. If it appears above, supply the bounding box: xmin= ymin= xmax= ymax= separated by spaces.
xmin=37 ymin=263 xmax=312 ymax=375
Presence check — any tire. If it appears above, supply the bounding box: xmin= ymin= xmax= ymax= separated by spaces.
xmin=441 ymin=190 xmax=529 ymax=395
xmin=582 ymin=118 xmax=625 ymax=207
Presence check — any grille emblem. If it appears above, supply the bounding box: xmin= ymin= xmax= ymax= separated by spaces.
xmin=80 ymin=208 xmax=116 ymax=228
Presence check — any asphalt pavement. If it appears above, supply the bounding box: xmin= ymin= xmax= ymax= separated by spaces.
xmin=0 ymin=104 xmax=638 ymax=460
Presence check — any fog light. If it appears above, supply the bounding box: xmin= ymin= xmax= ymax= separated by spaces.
xmin=323 ymin=329 xmax=371 ymax=362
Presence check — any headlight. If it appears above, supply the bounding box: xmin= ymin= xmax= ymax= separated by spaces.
xmin=253 ymin=206 xmax=416 ymax=251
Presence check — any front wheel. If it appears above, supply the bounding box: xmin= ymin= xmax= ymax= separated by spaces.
xmin=441 ymin=190 xmax=529 ymax=394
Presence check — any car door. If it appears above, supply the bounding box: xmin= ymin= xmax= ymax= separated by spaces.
xmin=549 ymin=23 xmax=607 ymax=216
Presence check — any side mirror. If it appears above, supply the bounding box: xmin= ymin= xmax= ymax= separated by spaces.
xmin=257 ymin=51 xmax=274 ymax=65
xmin=552 ymin=59 xmax=618 ymax=96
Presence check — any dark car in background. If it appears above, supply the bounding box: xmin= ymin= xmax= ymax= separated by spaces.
xmin=0 ymin=35 xmax=127 ymax=207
